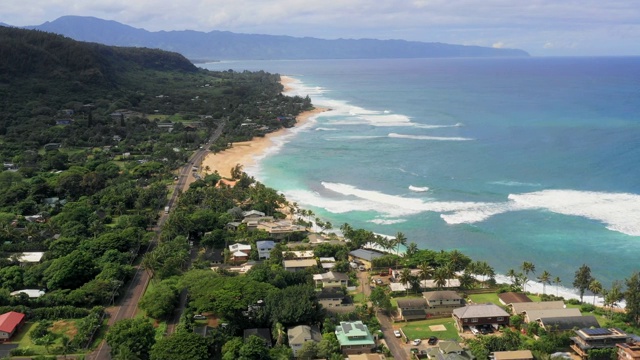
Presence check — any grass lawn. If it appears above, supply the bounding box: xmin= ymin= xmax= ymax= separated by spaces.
xmin=13 ymin=320 xmax=81 ymax=355
xmin=399 ymin=318 xmax=459 ymax=342
xmin=468 ymin=293 xmax=501 ymax=305
xmin=352 ymin=292 xmax=366 ymax=303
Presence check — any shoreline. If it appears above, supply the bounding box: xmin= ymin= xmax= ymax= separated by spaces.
xmin=201 ymin=80 xmax=326 ymax=179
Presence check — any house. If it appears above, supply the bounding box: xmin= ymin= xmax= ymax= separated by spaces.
xmin=319 ymin=257 xmax=337 ymax=270
xmin=313 ymin=271 xmax=349 ymax=288
xmin=335 ymin=321 xmax=376 ymax=355
xmin=510 ymin=301 xmax=565 ymax=315
xmin=492 ymin=350 xmax=534 ymax=360
xmin=571 ymin=328 xmax=630 ymax=360
xmin=0 ymin=311 xmax=26 ymax=342
xmin=348 ymin=249 xmax=384 ymax=270
xmin=256 ymin=240 xmax=275 ymax=260
xmin=24 ymin=215 xmax=45 ymax=223
xmin=617 ymin=341 xmax=640 ymax=360
xmin=287 ymin=325 xmax=322 ymax=357
xmin=244 ymin=328 xmax=272 ymax=348
xmin=348 ymin=354 xmax=386 ymax=360
xmin=242 ymin=210 xmax=266 ymax=218
xmin=396 ymin=298 xmax=428 ymax=321
xmin=423 ymin=290 xmax=465 ymax=316
xmin=8 ymin=252 xmax=45 ymax=264
xmin=452 ymin=304 xmax=510 ymax=332
xmin=283 ymin=259 xmax=317 ymax=272
xmin=317 ymin=287 xmax=348 ymax=308
xmin=256 ymin=220 xmax=307 ymax=240
xmin=425 ymin=340 xmax=475 ymax=360
xmin=538 ymin=316 xmax=599 ymax=332
xmin=283 ymin=250 xmax=315 ymax=259
xmin=522 ymin=308 xmax=582 ymax=324
xmin=10 ymin=289 xmax=45 ymax=298
xmin=228 ymin=243 xmax=251 ymax=263
xmin=498 ymin=292 xmax=532 ymax=306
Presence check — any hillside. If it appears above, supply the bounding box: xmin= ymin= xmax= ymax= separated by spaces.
xmin=27 ymin=16 xmax=530 ymax=60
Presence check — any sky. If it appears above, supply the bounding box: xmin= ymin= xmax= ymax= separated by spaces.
xmin=2 ymin=0 xmax=640 ymax=56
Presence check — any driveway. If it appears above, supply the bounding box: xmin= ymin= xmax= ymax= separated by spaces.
xmin=0 ymin=344 xmax=18 ymax=358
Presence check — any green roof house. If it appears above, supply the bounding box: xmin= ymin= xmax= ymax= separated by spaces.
xmin=335 ymin=321 xmax=375 ymax=355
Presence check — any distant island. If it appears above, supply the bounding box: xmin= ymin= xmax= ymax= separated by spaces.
xmin=21 ymin=15 xmax=530 ymax=60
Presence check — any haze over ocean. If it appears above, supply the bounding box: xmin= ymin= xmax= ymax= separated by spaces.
xmin=203 ymin=57 xmax=640 ymax=298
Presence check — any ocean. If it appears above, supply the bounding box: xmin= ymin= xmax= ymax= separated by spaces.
xmin=202 ymin=57 xmax=640 ymax=301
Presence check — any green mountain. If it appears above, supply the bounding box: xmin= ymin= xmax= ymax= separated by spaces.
xmin=27 ymin=15 xmax=530 ymax=60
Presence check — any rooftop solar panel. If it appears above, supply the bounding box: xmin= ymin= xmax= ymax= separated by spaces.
xmin=582 ymin=328 xmax=611 ymax=336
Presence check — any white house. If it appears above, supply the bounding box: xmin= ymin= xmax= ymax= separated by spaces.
xmin=256 ymin=240 xmax=275 ymax=260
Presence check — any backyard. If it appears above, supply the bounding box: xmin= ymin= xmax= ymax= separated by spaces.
xmin=399 ymin=318 xmax=460 ymax=342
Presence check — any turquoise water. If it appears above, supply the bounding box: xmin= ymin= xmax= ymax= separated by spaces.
xmin=202 ymin=58 xmax=640 ymax=295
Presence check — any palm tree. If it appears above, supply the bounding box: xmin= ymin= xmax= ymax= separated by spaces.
xmin=506 ymin=268 xmax=519 ymax=287
xmin=417 ymin=262 xmax=434 ymax=282
xmin=433 ymin=267 xmax=449 ymax=289
xmin=406 ymin=242 xmax=419 ymax=257
xmin=521 ymin=261 xmax=536 ymax=292
xmin=394 ymin=232 xmax=407 ymax=256
xmin=340 ymin=223 xmax=353 ymax=239
xmin=272 ymin=322 xmax=286 ymax=346
xmin=553 ymin=276 xmax=562 ymax=297
xmin=458 ymin=272 xmax=475 ymax=290
xmin=399 ymin=268 xmax=413 ymax=295
xmin=538 ymin=270 xmax=552 ymax=295
xmin=141 ymin=251 xmax=160 ymax=279
xmin=448 ymin=249 xmax=465 ymax=272
xmin=589 ymin=279 xmax=603 ymax=306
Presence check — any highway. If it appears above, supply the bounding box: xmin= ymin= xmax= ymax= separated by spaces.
xmin=89 ymin=121 xmax=225 ymax=360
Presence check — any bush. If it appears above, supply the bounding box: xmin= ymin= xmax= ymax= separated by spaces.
xmin=11 ymin=347 xmax=37 ymax=356
xmin=566 ymin=298 xmax=581 ymax=305
xmin=580 ymin=304 xmax=596 ymax=313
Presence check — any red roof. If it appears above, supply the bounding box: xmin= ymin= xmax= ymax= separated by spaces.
xmin=0 ymin=311 xmax=25 ymax=333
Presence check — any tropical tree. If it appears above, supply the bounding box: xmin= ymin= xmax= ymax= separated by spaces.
xmin=394 ymin=232 xmax=407 ymax=256
xmin=458 ymin=272 xmax=475 ymax=290
xmin=506 ymin=268 xmax=519 ymax=288
xmin=553 ymin=276 xmax=562 ymax=297
xmin=603 ymin=281 xmax=624 ymax=318
xmin=520 ymin=261 xmax=536 ymax=292
xmin=588 ymin=279 xmax=603 ymax=306
xmin=417 ymin=262 xmax=434 ymax=282
xmin=538 ymin=270 xmax=551 ymax=295
xmin=573 ymin=264 xmax=593 ymax=303
xmin=272 ymin=322 xmax=286 ymax=346
xmin=406 ymin=242 xmax=419 ymax=257
xmin=398 ymin=268 xmax=414 ymax=295
xmin=624 ymin=272 xmax=640 ymax=326
xmin=433 ymin=267 xmax=449 ymax=289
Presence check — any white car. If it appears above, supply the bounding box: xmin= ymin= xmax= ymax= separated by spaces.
xmin=393 ymin=330 xmax=402 ymax=338
xmin=469 ymin=326 xmax=479 ymax=335
xmin=412 ymin=339 xmax=422 ymax=346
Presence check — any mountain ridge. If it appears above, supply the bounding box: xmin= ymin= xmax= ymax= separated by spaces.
xmin=24 ymin=15 xmax=530 ymax=60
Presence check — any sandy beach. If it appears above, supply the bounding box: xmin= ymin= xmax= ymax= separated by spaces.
xmin=201 ymin=84 xmax=326 ymax=179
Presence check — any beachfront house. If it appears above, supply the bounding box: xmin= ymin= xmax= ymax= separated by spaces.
xmin=538 ymin=315 xmax=599 ymax=333
xmin=348 ymin=249 xmax=384 ymax=270
xmin=509 ymin=300 xmax=565 ymax=316
xmin=498 ymin=292 xmax=532 ymax=306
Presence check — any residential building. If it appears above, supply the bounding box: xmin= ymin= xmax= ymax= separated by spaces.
xmin=571 ymin=328 xmax=630 ymax=360
xmin=497 ymin=292 xmax=532 ymax=306
xmin=538 ymin=316 xmax=599 ymax=332
xmin=313 ymin=271 xmax=349 ymax=288
xmin=242 ymin=210 xmax=266 ymax=218
xmin=510 ymin=301 xmax=565 ymax=315
xmin=228 ymin=243 xmax=251 ymax=263
xmin=423 ymin=290 xmax=465 ymax=316
xmin=523 ymin=308 xmax=582 ymax=324
xmin=348 ymin=354 xmax=386 ymax=360
xmin=256 ymin=240 xmax=275 ymax=260
xmin=283 ymin=250 xmax=315 ymax=259
xmin=492 ymin=350 xmax=534 ymax=360
xmin=335 ymin=321 xmax=376 ymax=355
xmin=7 ymin=252 xmax=44 ymax=264
xmin=10 ymin=289 xmax=45 ymax=298
xmin=396 ymin=298 xmax=428 ymax=321
xmin=0 ymin=311 xmax=25 ymax=342
xmin=348 ymin=249 xmax=384 ymax=270
xmin=283 ymin=259 xmax=317 ymax=272
xmin=287 ymin=325 xmax=322 ymax=357
xmin=425 ymin=340 xmax=475 ymax=360
xmin=317 ymin=287 xmax=348 ymax=308
xmin=617 ymin=341 xmax=640 ymax=360
xmin=319 ymin=257 xmax=337 ymax=270
xmin=452 ymin=304 xmax=510 ymax=332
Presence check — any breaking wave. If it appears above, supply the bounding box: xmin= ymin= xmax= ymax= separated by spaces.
xmin=409 ymin=185 xmax=429 ymax=192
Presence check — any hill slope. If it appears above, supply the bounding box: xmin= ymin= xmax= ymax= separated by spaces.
xmin=28 ymin=16 xmax=530 ymax=60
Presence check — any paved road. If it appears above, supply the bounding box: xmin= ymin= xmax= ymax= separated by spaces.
xmin=89 ymin=122 xmax=225 ymax=360
xmin=356 ymin=271 xmax=409 ymax=360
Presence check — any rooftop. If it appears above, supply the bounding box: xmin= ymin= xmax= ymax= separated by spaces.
xmin=453 ymin=303 xmax=510 ymax=319
xmin=511 ymin=301 xmax=565 ymax=314
xmin=335 ymin=321 xmax=375 ymax=347
xmin=498 ymin=292 xmax=532 ymax=305
xmin=349 ymin=249 xmax=384 ymax=262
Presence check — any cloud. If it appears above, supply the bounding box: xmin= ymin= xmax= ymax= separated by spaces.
xmin=2 ymin=0 xmax=640 ymax=55
xmin=492 ymin=41 xmax=505 ymax=48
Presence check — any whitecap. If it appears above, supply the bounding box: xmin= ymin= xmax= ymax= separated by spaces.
xmin=490 ymin=180 xmax=542 ymax=187
xmin=409 ymin=185 xmax=429 ymax=192
xmin=368 ymin=218 xmax=407 ymax=225
xmin=315 ymin=127 xmax=339 ymax=131
xmin=388 ymin=133 xmax=473 ymax=141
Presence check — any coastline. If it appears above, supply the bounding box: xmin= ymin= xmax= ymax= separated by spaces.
xmin=201 ymin=97 xmax=327 ymax=179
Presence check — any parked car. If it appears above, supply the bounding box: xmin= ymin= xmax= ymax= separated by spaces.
xmin=469 ymin=326 xmax=479 ymax=335
xmin=375 ymin=278 xmax=383 ymax=285
xmin=428 ymin=336 xmax=438 ymax=345
xmin=394 ymin=330 xmax=402 ymax=338
xmin=193 ymin=314 xmax=206 ymax=320
xmin=358 ymin=265 xmax=366 ymax=271
xmin=412 ymin=339 xmax=422 ymax=346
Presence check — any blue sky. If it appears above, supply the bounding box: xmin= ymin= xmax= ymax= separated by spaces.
xmin=2 ymin=0 xmax=640 ymax=56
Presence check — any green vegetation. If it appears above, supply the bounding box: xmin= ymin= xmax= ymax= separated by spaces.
xmin=468 ymin=293 xmax=501 ymax=305
xmin=400 ymin=318 xmax=459 ymax=341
